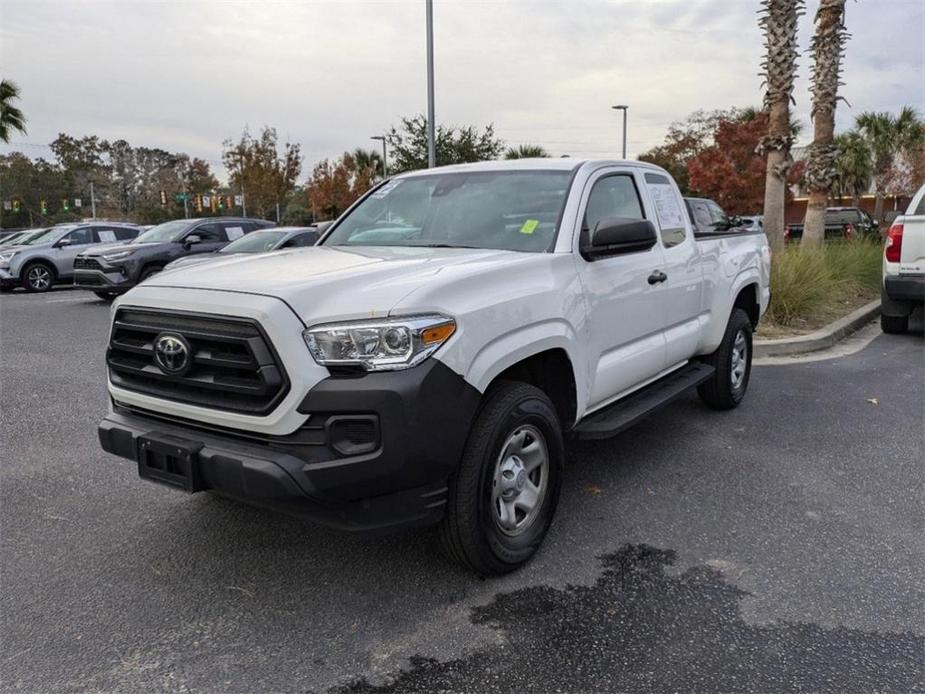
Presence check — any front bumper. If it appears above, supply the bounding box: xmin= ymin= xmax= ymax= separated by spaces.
xmin=99 ymin=358 xmax=481 ymax=533
xmin=0 ymin=267 xmax=16 ymax=286
xmin=73 ymin=267 xmax=133 ymax=293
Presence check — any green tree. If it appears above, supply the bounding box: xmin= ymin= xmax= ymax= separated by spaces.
xmin=0 ymin=79 xmax=27 ymax=143
xmin=385 ymin=115 xmax=504 ymax=172
xmin=0 ymin=153 xmax=66 ymax=226
xmin=833 ymin=131 xmax=872 ymax=206
xmin=504 ymin=144 xmax=550 ymax=159
xmin=802 ymin=0 xmax=849 ymax=248
xmin=223 ymin=126 xmax=302 ymax=219
xmin=758 ymin=0 xmax=804 ymax=251
xmin=856 ymin=107 xmax=925 ymax=221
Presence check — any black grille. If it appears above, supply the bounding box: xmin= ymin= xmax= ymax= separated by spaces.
xmin=75 ymin=274 xmax=103 ymax=286
xmin=107 ymin=309 xmax=289 ymax=415
xmin=74 ymin=257 xmax=104 ymax=270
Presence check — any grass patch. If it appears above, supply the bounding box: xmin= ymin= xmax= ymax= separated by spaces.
xmin=763 ymin=238 xmax=882 ymax=332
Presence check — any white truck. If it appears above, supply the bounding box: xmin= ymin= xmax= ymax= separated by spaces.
xmin=881 ymin=183 xmax=925 ymax=334
xmin=98 ymin=159 xmax=770 ymax=575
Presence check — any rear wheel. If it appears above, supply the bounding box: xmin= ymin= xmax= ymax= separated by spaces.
xmin=698 ymin=308 xmax=753 ymax=410
xmin=438 ymin=382 xmax=564 ymax=576
xmin=880 ymin=312 xmax=908 ymax=334
xmin=21 ymin=262 xmax=55 ymax=293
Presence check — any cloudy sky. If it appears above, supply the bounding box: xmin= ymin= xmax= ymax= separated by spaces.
xmin=2 ymin=0 xmax=923 ymax=181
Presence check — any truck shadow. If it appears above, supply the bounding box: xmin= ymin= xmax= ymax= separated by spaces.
xmin=335 ymin=543 xmax=924 ymax=693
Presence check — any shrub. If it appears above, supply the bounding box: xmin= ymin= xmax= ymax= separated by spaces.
xmin=766 ymin=238 xmax=882 ymax=326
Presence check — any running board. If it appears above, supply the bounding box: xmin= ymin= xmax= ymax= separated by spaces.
xmin=573 ymin=363 xmax=715 ymax=440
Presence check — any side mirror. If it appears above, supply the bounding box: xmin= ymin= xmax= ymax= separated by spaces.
xmin=581 ymin=218 xmax=657 ymax=260
xmin=55 ymin=239 xmax=72 ymax=248
xmin=184 ymin=234 xmax=202 ymax=247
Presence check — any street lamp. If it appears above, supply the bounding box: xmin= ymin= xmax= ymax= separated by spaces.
xmin=370 ymin=135 xmax=388 ymax=178
xmin=612 ymin=105 xmax=628 ymax=159
xmin=426 ymin=0 xmax=436 ymax=168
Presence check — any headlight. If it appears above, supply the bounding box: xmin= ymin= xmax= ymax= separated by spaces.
xmin=303 ymin=314 xmax=456 ymax=371
xmin=0 ymin=250 xmax=19 ymax=263
xmin=102 ymin=249 xmax=135 ymax=261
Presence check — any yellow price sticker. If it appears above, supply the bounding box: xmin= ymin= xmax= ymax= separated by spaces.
xmin=520 ymin=219 xmax=539 ymax=234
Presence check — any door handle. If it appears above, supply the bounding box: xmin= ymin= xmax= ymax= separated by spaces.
xmin=647 ymin=270 xmax=668 ymax=285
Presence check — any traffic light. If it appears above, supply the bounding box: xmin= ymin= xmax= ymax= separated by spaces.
xmin=218 ymin=196 xmax=225 ymax=211
xmin=159 ymin=190 xmax=168 ymax=206
xmin=12 ymin=200 xmax=20 ymax=212
xmin=210 ymin=195 xmax=218 ymax=213
xmin=62 ymin=199 xmax=70 ymax=211
xmin=226 ymin=195 xmax=234 ymax=210
xmin=40 ymin=200 xmax=48 ymax=215
xmin=195 ymin=195 xmax=203 ymax=213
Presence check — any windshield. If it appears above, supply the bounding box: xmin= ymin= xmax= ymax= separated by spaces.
xmin=322 ymin=170 xmax=573 ymax=252
xmin=133 ymin=219 xmax=191 ymax=244
xmin=22 ymin=227 xmax=67 ymax=245
xmin=220 ymin=230 xmax=286 ymax=254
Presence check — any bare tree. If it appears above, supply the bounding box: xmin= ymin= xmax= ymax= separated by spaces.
xmin=758 ymin=0 xmax=804 ymax=251
xmin=802 ymin=0 xmax=849 ymax=248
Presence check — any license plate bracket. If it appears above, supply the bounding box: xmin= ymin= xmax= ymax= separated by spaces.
xmin=136 ymin=433 xmax=204 ymax=493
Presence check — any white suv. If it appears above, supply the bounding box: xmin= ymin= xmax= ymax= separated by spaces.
xmin=882 ymin=183 xmax=925 ymax=333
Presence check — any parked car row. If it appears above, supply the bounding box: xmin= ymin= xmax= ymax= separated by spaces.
xmin=786 ymin=206 xmax=879 ymax=242
xmin=0 ymin=218 xmax=328 ymax=296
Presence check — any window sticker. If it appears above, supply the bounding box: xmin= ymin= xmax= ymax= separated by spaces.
xmin=226 ymin=227 xmax=245 ymax=240
xmin=98 ymin=230 xmax=116 ymax=243
xmin=520 ymin=219 xmax=540 ymax=235
xmin=371 ymin=180 xmax=402 ymax=199
xmin=649 ymin=183 xmax=686 ymax=231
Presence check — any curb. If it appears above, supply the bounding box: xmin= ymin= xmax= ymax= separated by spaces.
xmin=754 ymin=300 xmax=881 ymax=358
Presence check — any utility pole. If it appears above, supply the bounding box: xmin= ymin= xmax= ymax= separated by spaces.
xmin=612 ymin=105 xmax=628 ymax=159
xmin=370 ymin=135 xmax=388 ymax=177
xmin=276 ymin=202 xmax=280 ymax=223
xmin=426 ymin=0 xmax=436 ymax=168
xmin=90 ymin=181 xmax=97 ymax=219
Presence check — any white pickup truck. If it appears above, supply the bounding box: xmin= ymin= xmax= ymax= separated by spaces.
xmin=98 ymin=159 xmax=770 ymax=574
xmin=881 ymin=183 xmax=925 ymax=333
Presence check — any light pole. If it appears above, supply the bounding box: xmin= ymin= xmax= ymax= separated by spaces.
xmin=426 ymin=0 xmax=436 ymax=168
xmin=612 ymin=104 xmax=628 ymax=159
xmin=370 ymin=135 xmax=388 ymax=178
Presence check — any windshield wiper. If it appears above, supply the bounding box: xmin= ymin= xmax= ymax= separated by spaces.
xmin=411 ymin=243 xmax=482 ymax=249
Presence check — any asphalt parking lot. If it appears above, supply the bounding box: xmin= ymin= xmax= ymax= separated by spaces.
xmin=2 ymin=287 xmax=923 ymax=693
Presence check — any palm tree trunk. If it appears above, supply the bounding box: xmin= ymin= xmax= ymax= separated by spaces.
xmin=801 ymin=0 xmax=847 ymax=248
xmin=759 ymin=0 xmax=803 ymax=252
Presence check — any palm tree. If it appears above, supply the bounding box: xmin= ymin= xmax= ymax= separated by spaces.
xmin=856 ymin=107 xmax=925 ymax=221
xmin=834 ymin=131 xmax=872 ymax=206
xmin=0 ymin=79 xmax=27 ymax=143
xmin=758 ymin=0 xmax=804 ymax=251
xmin=801 ymin=0 xmax=848 ymax=248
xmin=504 ymin=144 xmax=550 ymax=159
xmin=351 ymin=148 xmax=384 ymax=179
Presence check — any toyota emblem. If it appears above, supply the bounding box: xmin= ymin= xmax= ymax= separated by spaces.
xmin=153 ymin=333 xmax=190 ymax=375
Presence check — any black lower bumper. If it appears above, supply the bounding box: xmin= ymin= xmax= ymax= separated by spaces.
xmin=99 ymin=359 xmax=482 ymax=533
xmin=884 ymin=275 xmax=925 ymax=304
xmin=73 ymin=269 xmax=133 ymax=293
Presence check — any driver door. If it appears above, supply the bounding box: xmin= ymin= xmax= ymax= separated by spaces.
xmin=54 ymin=227 xmax=97 ymax=277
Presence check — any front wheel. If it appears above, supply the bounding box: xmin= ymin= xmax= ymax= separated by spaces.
xmin=21 ymin=262 xmax=55 ymax=293
xmin=698 ymin=308 xmax=753 ymax=410
xmin=438 ymin=382 xmax=564 ymax=576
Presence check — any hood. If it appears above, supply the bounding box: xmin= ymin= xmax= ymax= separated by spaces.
xmin=142 ymin=245 xmax=536 ymax=321
xmin=81 ymin=241 xmax=162 ymax=256
xmin=165 ymin=251 xmax=224 ymax=269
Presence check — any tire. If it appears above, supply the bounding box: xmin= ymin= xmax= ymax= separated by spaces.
xmin=139 ymin=266 xmax=162 ymax=282
xmin=21 ymin=262 xmax=55 ymax=293
xmin=880 ymin=312 xmax=908 ymax=334
xmin=698 ymin=308 xmax=753 ymax=410
xmin=93 ymin=290 xmax=116 ymax=302
xmin=438 ymin=381 xmax=564 ymax=576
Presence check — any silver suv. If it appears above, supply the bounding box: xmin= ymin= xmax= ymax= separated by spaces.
xmin=0 ymin=222 xmax=142 ymax=292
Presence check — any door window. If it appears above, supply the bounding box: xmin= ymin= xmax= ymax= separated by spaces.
xmin=692 ymin=202 xmax=712 ymax=230
xmin=192 ymin=223 xmax=225 ymax=242
xmin=67 ymin=227 xmax=94 ymax=245
xmin=114 ymin=227 xmax=139 ymax=241
xmin=584 ymin=174 xmax=645 ymax=232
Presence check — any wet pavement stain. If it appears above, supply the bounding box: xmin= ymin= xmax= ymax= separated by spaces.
xmin=337 ymin=545 xmax=924 ymax=693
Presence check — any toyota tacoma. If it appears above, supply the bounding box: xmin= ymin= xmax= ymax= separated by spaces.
xmin=98 ymin=159 xmax=770 ymax=575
